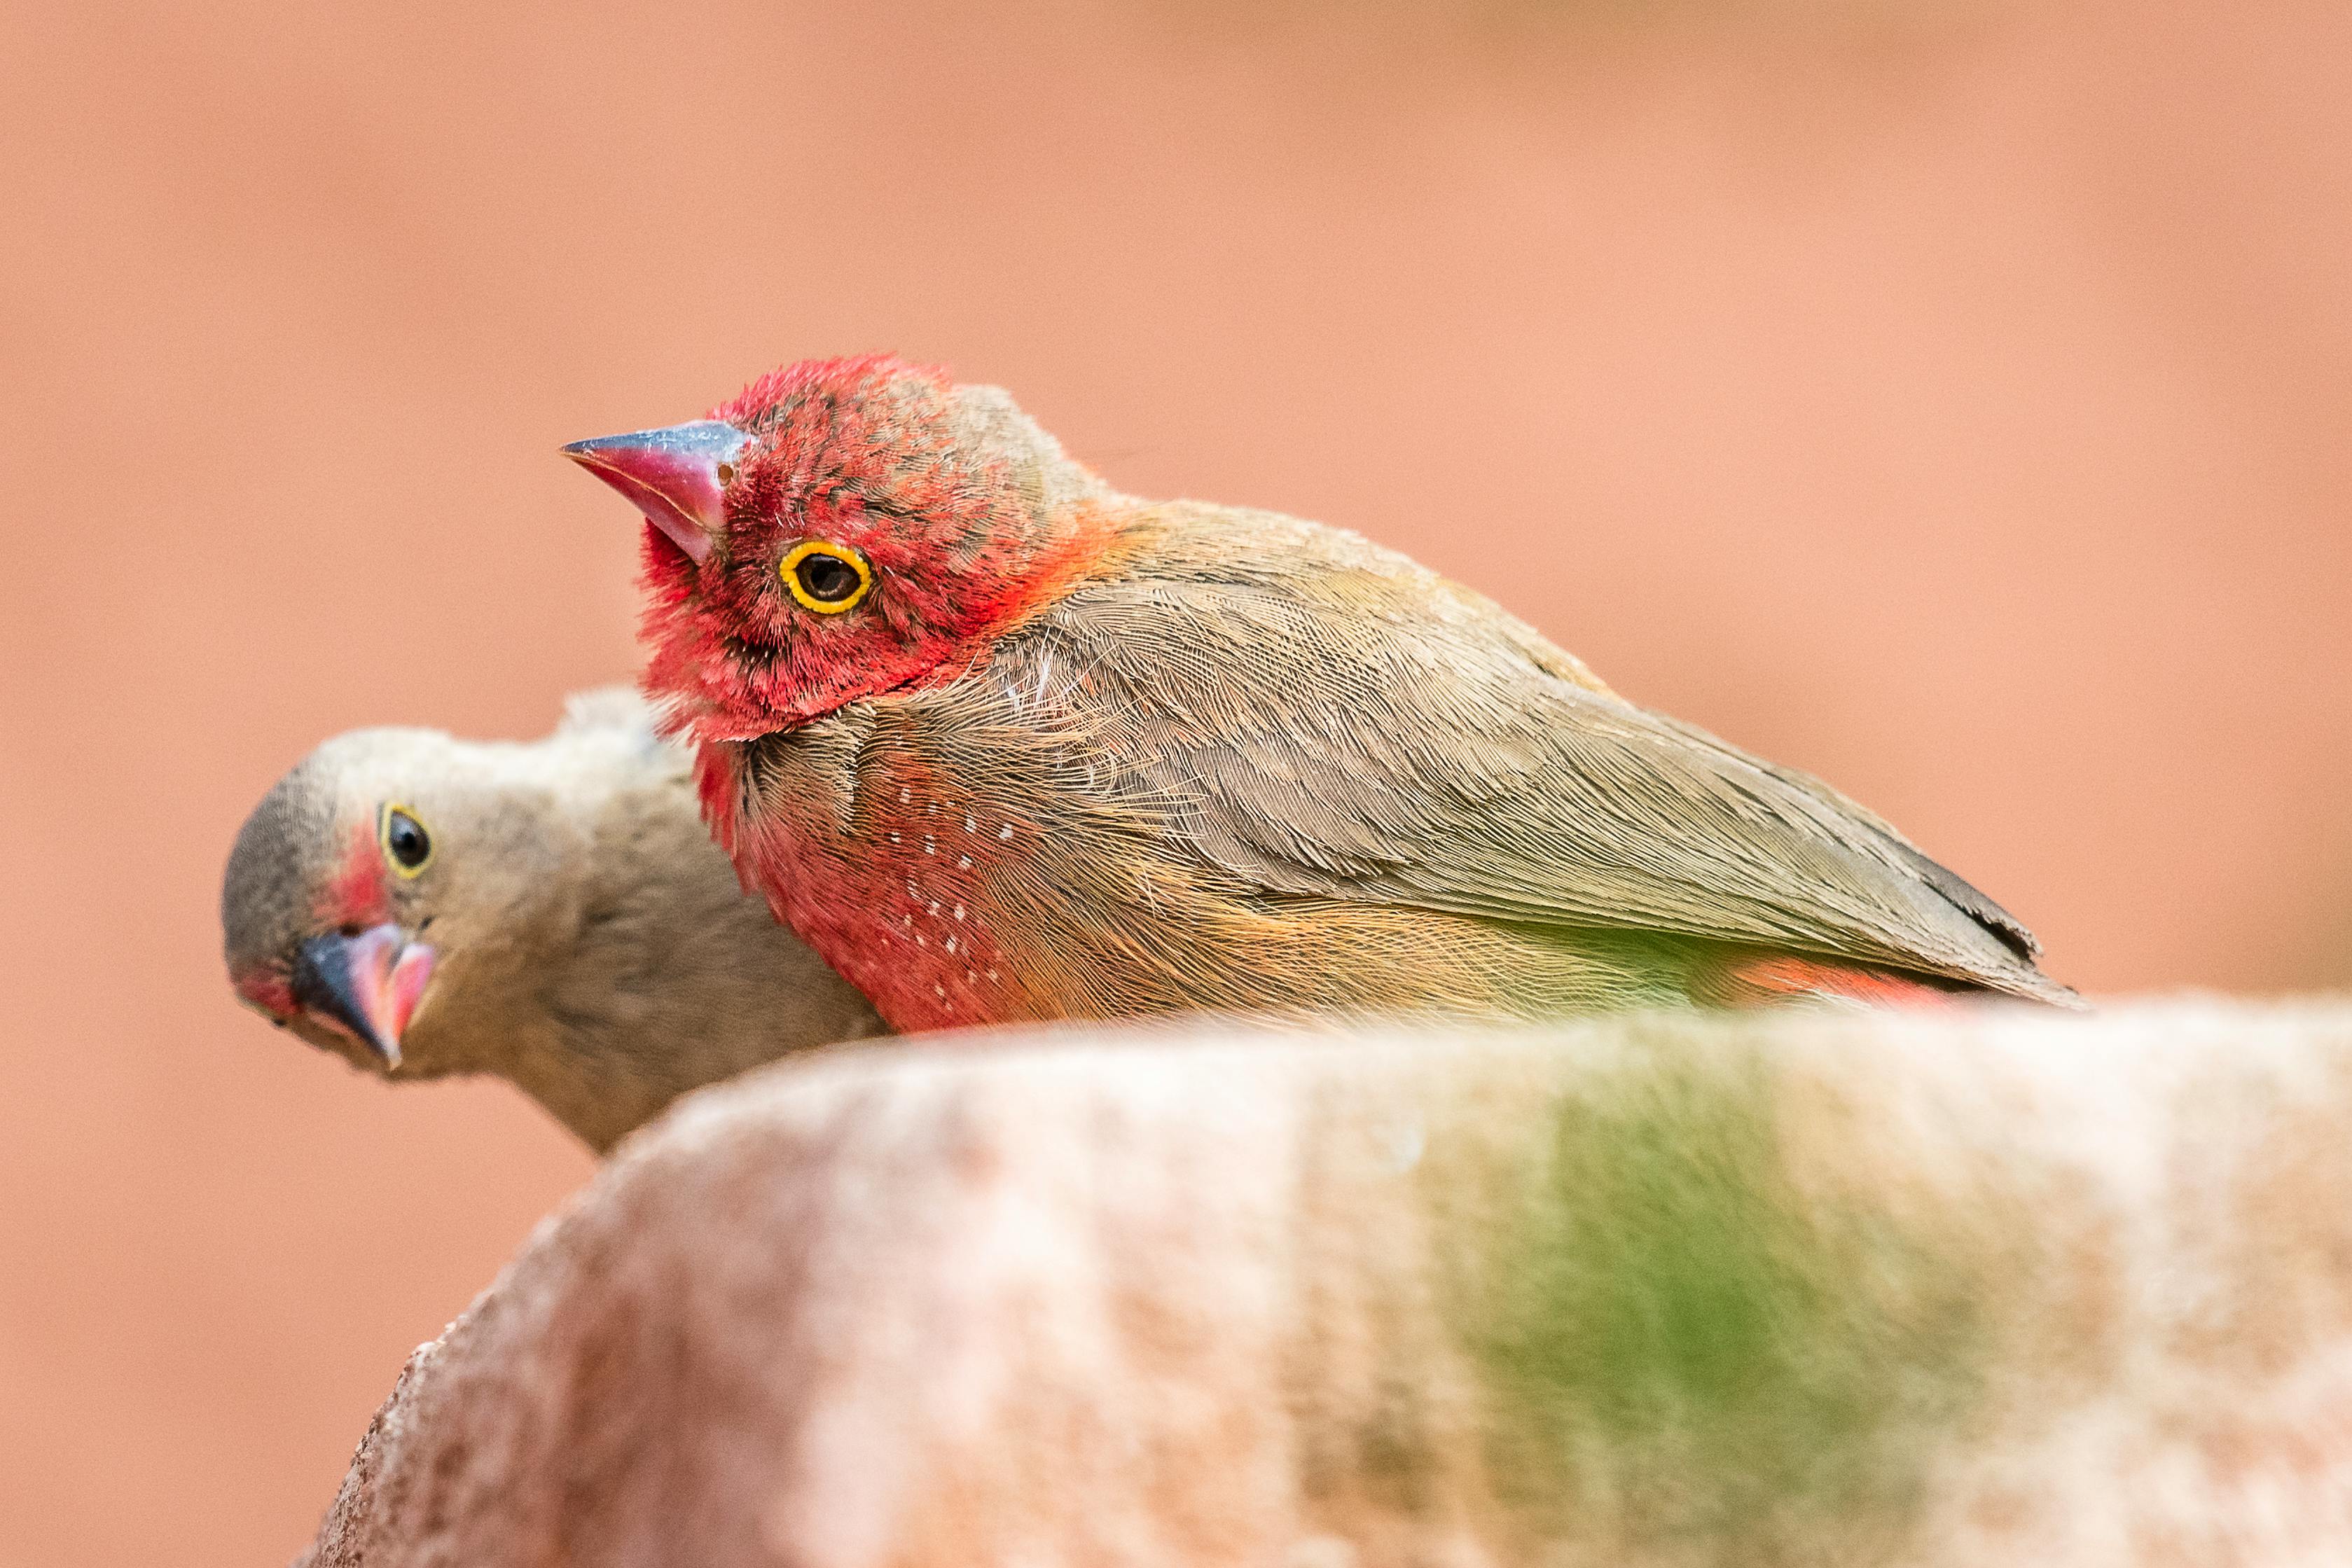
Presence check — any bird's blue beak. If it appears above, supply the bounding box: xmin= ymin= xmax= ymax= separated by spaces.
xmin=562 ymin=419 xmax=751 ymax=564
xmin=289 ymin=923 xmax=434 ymax=1069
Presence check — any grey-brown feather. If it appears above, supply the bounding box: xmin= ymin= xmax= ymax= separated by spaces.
xmin=1074 ymin=506 xmax=2063 ymax=999
xmin=1065 ymin=505 xmax=2066 ymax=1001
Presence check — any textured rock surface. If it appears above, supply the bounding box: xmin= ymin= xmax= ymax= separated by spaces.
xmin=303 ymin=1003 xmax=2352 ymax=1567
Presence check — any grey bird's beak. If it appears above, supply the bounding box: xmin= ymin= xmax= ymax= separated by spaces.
xmin=562 ymin=419 xmax=751 ymax=564
xmin=289 ymin=924 xmax=435 ymax=1069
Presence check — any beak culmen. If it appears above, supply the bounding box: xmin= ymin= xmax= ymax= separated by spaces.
xmin=562 ymin=420 xmax=749 ymax=564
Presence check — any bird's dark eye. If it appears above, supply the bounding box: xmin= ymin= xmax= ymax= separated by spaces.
xmin=380 ymin=805 xmax=434 ymax=876
xmin=780 ymin=541 xmax=873 ymax=613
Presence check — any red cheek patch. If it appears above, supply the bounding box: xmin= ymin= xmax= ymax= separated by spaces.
xmin=317 ymin=820 xmax=394 ymax=929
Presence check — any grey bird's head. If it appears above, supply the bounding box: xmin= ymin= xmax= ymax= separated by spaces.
xmin=222 ymin=689 xmax=890 ymax=1151
xmin=222 ymin=724 xmax=507 ymax=1074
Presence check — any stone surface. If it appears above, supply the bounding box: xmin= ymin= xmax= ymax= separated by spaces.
xmin=303 ymin=1002 xmax=2352 ymax=1567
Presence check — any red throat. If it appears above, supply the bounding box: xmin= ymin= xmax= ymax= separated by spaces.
xmin=695 ymin=736 xmax=1035 ymax=1032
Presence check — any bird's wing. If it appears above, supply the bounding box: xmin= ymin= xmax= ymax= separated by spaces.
xmin=1028 ymin=506 xmax=2071 ymax=1003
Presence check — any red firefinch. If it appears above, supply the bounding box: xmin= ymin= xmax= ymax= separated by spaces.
xmin=567 ymin=356 xmax=2072 ymax=1032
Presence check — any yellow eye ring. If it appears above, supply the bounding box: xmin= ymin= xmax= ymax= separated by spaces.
xmin=779 ymin=539 xmax=874 ymax=613
xmin=380 ymin=803 xmax=434 ymax=878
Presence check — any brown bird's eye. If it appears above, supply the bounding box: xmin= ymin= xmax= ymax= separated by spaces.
xmin=380 ymin=805 xmax=434 ymax=876
xmin=780 ymin=541 xmax=873 ymax=613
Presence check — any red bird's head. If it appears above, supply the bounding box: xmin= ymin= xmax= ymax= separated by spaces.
xmin=566 ymin=355 xmax=1113 ymax=745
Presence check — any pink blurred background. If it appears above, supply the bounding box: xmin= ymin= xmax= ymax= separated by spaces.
xmin=2 ymin=1 xmax=2348 ymax=1561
